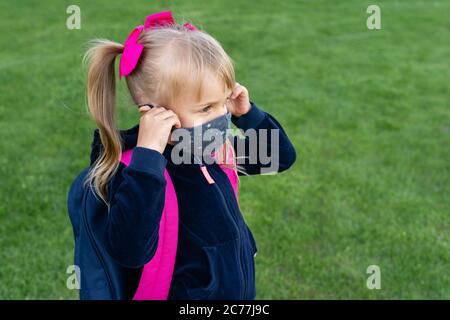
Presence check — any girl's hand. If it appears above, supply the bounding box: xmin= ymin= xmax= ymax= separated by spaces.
xmin=136 ymin=105 xmax=181 ymax=154
xmin=226 ymin=82 xmax=252 ymax=118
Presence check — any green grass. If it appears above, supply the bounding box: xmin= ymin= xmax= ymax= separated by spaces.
xmin=0 ymin=0 xmax=449 ymax=299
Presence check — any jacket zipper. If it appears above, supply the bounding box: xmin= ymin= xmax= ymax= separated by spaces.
xmin=198 ymin=160 xmax=247 ymax=299
xmin=82 ymin=186 xmax=115 ymax=299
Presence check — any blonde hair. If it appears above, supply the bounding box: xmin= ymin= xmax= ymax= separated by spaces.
xmin=82 ymin=23 xmax=247 ymax=208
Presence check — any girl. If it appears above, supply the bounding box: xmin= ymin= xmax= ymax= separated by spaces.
xmin=67 ymin=10 xmax=296 ymax=300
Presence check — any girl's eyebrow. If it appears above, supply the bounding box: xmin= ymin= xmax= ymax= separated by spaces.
xmin=193 ymin=99 xmax=221 ymax=108
xmin=194 ymin=94 xmax=230 ymax=108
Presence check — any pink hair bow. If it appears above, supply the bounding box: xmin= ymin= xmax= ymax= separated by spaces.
xmin=119 ymin=11 xmax=198 ymax=78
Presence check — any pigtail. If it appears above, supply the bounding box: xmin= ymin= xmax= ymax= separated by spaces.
xmin=82 ymin=39 xmax=124 ymax=209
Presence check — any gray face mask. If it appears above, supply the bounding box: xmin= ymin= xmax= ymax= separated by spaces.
xmin=170 ymin=111 xmax=232 ymax=157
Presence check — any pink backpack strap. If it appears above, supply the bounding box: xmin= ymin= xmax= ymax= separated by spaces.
xmin=219 ymin=164 xmax=239 ymax=208
xmin=217 ymin=146 xmax=240 ymax=209
xmin=119 ymin=148 xmax=179 ymax=300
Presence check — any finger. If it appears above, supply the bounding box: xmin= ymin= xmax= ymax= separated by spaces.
xmin=139 ymin=109 xmax=152 ymax=117
xmin=149 ymin=106 xmax=168 ymax=116
xmin=231 ymin=82 xmax=239 ymax=94
xmin=154 ymin=108 xmax=175 ymax=119
xmin=165 ymin=114 xmax=181 ymax=127
xmin=139 ymin=103 xmax=155 ymax=109
xmin=138 ymin=105 xmax=151 ymax=113
xmin=139 ymin=109 xmax=149 ymax=116
xmin=231 ymin=89 xmax=242 ymax=99
xmin=161 ymin=109 xmax=176 ymax=117
xmin=164 ymin=114 xmax=182 ymax=128
xmin=231 ymin=86 xmax=243 ymax=99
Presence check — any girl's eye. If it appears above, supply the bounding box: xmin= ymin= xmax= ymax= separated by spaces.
xmin=201 ymin=105 xmax=212 ymax=113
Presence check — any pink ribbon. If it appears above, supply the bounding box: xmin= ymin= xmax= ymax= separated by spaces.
xmin=119 ymin=11 xmax=198 ymax=78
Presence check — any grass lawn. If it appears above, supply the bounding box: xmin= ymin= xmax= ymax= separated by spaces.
xmin=0 ymin=0 xmax=448 ymax=299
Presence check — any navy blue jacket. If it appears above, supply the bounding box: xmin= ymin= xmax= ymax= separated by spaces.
xmin=67 ymin=101 xmax=296 ymax=300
